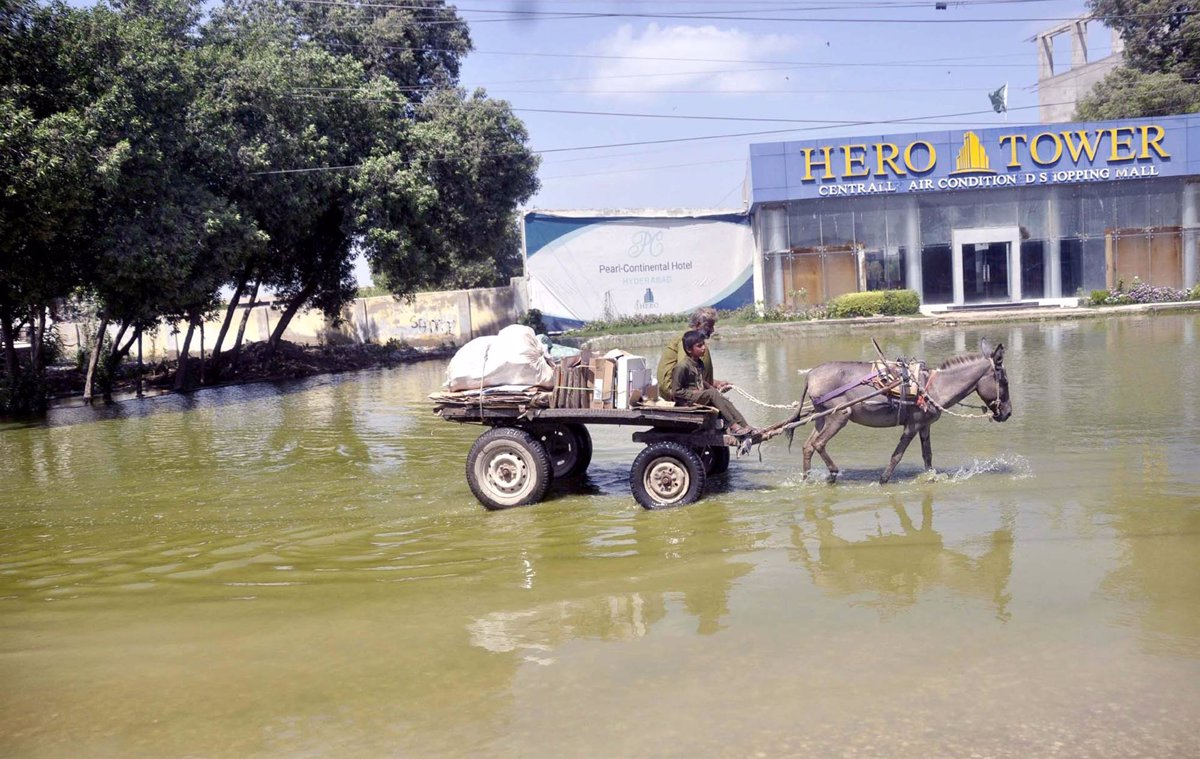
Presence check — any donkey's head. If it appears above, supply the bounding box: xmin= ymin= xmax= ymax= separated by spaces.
xmin=976 ymin=341 xmax=1011 ymax=422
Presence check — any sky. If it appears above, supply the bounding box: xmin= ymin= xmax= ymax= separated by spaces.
xmin=451 ymin=0 xmax=1116 ymax=211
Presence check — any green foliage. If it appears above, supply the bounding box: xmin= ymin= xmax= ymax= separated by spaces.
xmin=826 ymin=290 xmax=921 ymax=319
xmin=1075 ymin=68 xmax=1200 ymax=121
xmin=1078 ymin=1 xmax=1200 ymax=118
xmin=1 ymin=0 xmax=541 ymax=402
xmin=1189 ymin=283 xmax=1200 ymax=301
xmin=1088 ymin=277 xmax=1192 ymax=305
xmin=518 ymin=308 xmax=546 ymax=334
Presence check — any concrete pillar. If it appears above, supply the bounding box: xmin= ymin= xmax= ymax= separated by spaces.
xmin=1047 ymin=186 xmax=1062 ymax=298
xmin=752 ymin=215 xmax=767 ymax=314
xmin=1071 ymin=21 xmax=1087 ymax=67
xmin=1038 ymin=34 xmax=1054 ymax=78
xmin=905 ymin=197 xmax=922 ymax=296
xmin=1184 ymin=182 xmax=1199 ymax=288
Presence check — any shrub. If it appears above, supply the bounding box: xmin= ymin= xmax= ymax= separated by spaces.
xmin=1089 ymin=278 xmax=1189 ymax=306
xmin=518 ymin=308 xmax=547 ymax=334
xmin=1188 ymin=283 xmax=1200 ymax=301
xmin=826 ymin=289 xmax=921 ymax=319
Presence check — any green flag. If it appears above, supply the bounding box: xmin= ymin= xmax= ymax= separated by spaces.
xmin=989 ymin=83 xmax=1008 ymax=114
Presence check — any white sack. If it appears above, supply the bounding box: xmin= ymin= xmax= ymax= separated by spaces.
xmin=445 ymin=324 xmax=555 ymax=391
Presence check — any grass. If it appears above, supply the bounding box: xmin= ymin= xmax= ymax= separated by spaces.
xmin=561 ymin=304 xmax=822 ymax=338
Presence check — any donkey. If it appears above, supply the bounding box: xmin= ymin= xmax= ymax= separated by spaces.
xmin=793 ymin=341 xmax=1011 ymax=483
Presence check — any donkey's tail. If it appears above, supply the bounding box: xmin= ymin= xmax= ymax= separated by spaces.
xmin=784 ymin=378 xmax=811 ymax=452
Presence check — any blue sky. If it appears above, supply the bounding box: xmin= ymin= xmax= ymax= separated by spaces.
xmin=453 ymin=0 xmax=1114 ymax=210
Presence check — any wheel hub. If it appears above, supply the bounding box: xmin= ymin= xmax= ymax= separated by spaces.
xmin=646 ymin=459 xmax=688 ymax=501
xmin=487 ymin=451 xmax=528 ymax=495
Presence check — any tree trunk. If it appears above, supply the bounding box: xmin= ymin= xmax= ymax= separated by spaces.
xmin=100 ymin=322 xmax=131 ymax=403
xmin=267 ymin=282 xmax=317 ymax=356
xmin=198 ymin=320 xmax=205 ymax=385
xmin=174 ymin=314 xmax=199 ymax=392
xmin=30 ymin=305 xmax=46 ymax=373
xmin=206 ymin=274 xmax=248 ymax=384
xmin=0 ymin=297 xmax=19 ymax=384
xmin=230 ymin=280 xmax=260 ymax=371
xmin=137 ymin=329 xmax=143 ymax=398
xmin=83 ymin=317 xmax=109 ymax=404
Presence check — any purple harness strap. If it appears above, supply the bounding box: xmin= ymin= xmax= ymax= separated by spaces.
xmin=811 ymin=372 xmax=876 ymax=407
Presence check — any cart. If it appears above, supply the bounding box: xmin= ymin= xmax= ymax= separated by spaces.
xmin=433 ymin=400 xmax=749 ymax=510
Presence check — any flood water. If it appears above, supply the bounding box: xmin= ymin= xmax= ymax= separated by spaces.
xmin=2 ymin=314 xmax=1198 ymax=758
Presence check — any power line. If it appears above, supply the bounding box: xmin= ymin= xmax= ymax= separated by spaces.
xmin=249 ymin=100 xmax=1067 ymax=175
xmin=280 ymin=0 xmax=1199 ymax=25
xmin=290 ymin=91 xmax=1041 ymax=128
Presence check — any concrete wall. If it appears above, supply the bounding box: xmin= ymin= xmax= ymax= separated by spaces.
xmin=1035 ymin=18 xmax=1124 ymax=123
xmin=57 ymin=285 xmax=522 ymax=360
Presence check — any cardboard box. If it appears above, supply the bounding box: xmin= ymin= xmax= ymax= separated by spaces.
xmin=590 ymin=357 xmax=617 ymax=409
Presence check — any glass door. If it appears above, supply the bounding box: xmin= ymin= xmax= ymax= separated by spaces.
xmin=951 ymin=227 xmax=1022 ymax=305
xmin=961 ymin=242 xmax=1010 ymax=303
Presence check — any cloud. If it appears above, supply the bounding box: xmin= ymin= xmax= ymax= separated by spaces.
xmin=585 ymin=24 xmax=801 ymax=98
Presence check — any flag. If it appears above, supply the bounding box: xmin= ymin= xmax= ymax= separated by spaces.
xmin=989 ymin=83 xmax=1008 ymax=114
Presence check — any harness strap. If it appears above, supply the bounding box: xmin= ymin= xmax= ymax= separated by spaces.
xmin=811 ymin=372 xmax=875 ymax=406
xmin=917 ymin=369 xmax=938 ymax=411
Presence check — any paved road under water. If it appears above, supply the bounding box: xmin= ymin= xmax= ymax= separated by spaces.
xmin=1 ymin=314 xmax=1198 ymax=758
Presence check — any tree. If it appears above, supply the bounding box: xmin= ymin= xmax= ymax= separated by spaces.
xmin=1077 ymin=1 xmax=1200 ymax=118
xmin=0 ymin=1 xmax=109 ymax=409
xmin=354 ymin=88 xmax=540 ymax=297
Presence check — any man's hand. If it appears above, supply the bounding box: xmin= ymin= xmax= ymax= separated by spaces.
xmin=714 ymin=380 xmax=733 ymax=392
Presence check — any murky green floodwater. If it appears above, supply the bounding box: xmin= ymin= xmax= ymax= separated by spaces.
xmin=1 ymin=314 xmax=1198 ymax=758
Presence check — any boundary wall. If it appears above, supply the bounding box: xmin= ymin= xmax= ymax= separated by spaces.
xmin=55 ymin=285 xmax=521 ymax=360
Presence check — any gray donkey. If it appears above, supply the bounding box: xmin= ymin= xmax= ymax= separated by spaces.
xmin=792 ymin=341 xmax=1011 ymax=483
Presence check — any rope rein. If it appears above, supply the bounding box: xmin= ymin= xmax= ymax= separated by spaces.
xmin=919 ymin=360 xmax=996 ymax=419
xmin=728 ymin=384 xmax=804 ymax=410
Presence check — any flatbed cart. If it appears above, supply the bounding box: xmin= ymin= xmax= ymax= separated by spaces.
xmin=434 ymin=402 xmax=750 ymax=510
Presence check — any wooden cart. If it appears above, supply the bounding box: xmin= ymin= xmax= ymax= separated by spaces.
xmin=434 ymin=402 xmax=747 ymax=510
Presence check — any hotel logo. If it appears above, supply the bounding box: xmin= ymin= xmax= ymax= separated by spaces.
xmin=951 ymin=131 xmax=994 ymax=175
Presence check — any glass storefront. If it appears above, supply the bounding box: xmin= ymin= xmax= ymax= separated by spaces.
xmin=756 ymin=177 xmax=1196 ymax=307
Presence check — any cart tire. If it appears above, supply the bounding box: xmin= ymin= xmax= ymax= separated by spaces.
xmin=532 ymin=423 xmax=593 ymax=479
xmin=466 ymin=427 xmax=553 ymax=510
xmin=698 ymin=445 xmax=730 ymax=475
xmin=630 ymin=441 xmax=706 ymax=509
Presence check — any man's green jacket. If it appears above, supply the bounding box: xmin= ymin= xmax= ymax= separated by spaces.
xmin=656 ymin=333 xmax=713 ymax=401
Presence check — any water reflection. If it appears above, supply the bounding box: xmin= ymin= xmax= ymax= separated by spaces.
xmin=2 ymin=315 xmax=1200 ymax=757
xmin=790 ymin=491 xmax=1015 ymax=621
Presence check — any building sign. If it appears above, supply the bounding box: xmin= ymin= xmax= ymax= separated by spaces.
xmin=524 ymin=213 xmax=754 ymax=331
xmin=749 ymin=114 xmax=1198 ymax=203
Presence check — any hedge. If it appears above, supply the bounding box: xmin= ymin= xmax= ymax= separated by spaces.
xmin=826 ymin=289 xmax=921 ymax=318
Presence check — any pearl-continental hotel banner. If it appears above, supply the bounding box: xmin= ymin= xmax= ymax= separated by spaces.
xmin=749 ymin=114 xmax=1200 ymax=202
xmin=523 ymin=212 xmax=755 ymax=331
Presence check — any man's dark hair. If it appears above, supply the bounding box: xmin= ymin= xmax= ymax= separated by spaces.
xmin=682 ymin=329 xmax=706 ymax=353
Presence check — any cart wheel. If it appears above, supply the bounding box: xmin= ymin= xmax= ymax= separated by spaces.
xmin=630 ymin=441 xmax=706 ymax=510
xmin=698 ymin=445 xmax=730 ymax=475
xmin=466 ymin=427 xmax=553 ymax=510
xmin=532 ymin=423 xmax=593 ymax=479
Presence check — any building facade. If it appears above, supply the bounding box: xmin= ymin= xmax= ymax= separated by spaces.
xmin=748 ymin=114 xmax=1200 ymax=312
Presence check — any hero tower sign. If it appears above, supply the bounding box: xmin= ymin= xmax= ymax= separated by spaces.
xmin=748 ymin=115 xmax=1193 ymax=202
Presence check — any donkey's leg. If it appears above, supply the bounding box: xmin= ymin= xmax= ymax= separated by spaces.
xmin=811 ymin=409 xmax=852 ymax=483
xmin=801 ymin=416 xmax=826 ymax=480
xmin=919 ymin=425 xmax=933 ymax=472
xmin=881 ymin=425 xmax=918 ymax=483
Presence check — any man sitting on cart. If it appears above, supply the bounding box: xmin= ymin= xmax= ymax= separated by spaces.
xmin=670 ymin=330 xmax=757 ymax=438
xmin=656 ymin=307 xmax=729 ymax=401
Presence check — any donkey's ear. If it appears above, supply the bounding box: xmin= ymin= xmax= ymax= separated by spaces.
xmin=980 ymin=338 xmax=993 ymax=356
xmin=992 ymin=342 xmax=1005 ymax=363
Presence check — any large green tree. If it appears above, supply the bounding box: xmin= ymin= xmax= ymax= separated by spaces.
xmin=1077 ymin=1 xmax=1200 ymax=118
xmin=1 ymin=0 xmax=540 ymax=408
